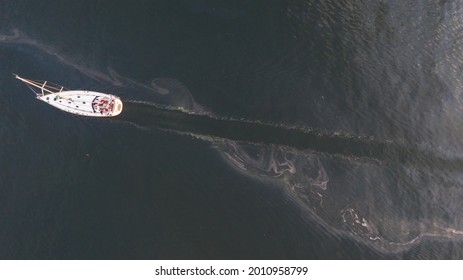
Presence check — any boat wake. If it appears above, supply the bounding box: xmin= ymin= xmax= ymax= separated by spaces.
xmin=118 ymin=101 xmax=463 ymax=254
xmin=5 ymin=28 xmax=463 ymax=255
xmin=120 ymin=100 xmax=463 ymax=171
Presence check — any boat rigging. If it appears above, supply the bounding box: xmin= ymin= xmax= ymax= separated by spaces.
xmin=14 ymin=74 xmax=123 ymax=117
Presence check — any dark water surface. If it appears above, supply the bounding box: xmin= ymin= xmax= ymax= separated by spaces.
xmin=2 ymin=0 xmax=463 ymax=259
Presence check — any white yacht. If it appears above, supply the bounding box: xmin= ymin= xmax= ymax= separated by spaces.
xmin=15 ymin=74 xmax=123 ymax=117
